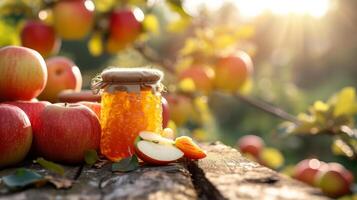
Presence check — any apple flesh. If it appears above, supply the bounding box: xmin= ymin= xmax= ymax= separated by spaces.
xmin=214 ymin=51 xmax=253 ymax=92
xmin=53 ymin=0 xmax=95 ymax=40
xmin=21 ymin=20 xmax=60 ymax=58
xmin=2 ymin=101 xmax=51 ymax=133
xmin=58 ymin=90 xmax=101 ymax=103
xmin=135 ymin=140 xmax=183 ymax=165
xmin=38 ymin=56 xmax=82 ymax=102
xmin=35 ymin=103 xmax=101 ymax=164
xmin=138 ymin=131 xmax=174 ymax=145
xmin=0 ymin=46 xmax=47 ymax=101
xmin=0 ymin=104 xmax=32 ymax=168
xmin=237 ymin=135 xmax=264 ymax=158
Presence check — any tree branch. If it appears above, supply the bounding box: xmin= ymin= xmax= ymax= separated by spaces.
xmin=133 ymin=43 xmax=176 ymax=74
xmin=134 ymin=43 xmax=300 ymax=124
xmin=232 ymin=92 xmax=300 ymax=124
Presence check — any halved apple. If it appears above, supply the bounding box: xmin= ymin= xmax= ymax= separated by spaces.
xmin=135 ymin=140 xmax=184 ymax=165
xmin=139 ymin=131 xmax=174 ymax=145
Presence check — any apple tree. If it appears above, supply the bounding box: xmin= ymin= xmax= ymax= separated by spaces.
xmin=0 ymin=1 xmax=356 ymax=195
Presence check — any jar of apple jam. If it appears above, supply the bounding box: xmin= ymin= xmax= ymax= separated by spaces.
xmin=92 ymin=68 xmax=163 ymax=161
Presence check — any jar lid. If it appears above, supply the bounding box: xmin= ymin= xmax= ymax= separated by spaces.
xmin=101 ymin=68 xmax=163 ymax=84
xmin=91 ymin=67 xmax=164 ymax=94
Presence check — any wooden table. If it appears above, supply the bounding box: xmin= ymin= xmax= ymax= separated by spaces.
xmin=0 ymin=142 xmax=329 ymax=200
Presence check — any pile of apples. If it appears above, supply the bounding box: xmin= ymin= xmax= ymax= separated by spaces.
xmin=0 ymin=45 xmax=203 ymax=168
xmin=20 ymin=0 xmax=143 ymax=57
xmin=292 ymin=159 xmax=354 ymax=198
xmin=236 ymin=134 xmax=355 ymax=198
xmin=0 ymin=45 xmax=101 ymax=168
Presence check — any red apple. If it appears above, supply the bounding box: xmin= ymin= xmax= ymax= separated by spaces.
xmin=78 ymin=101 xmax=101 ymax=119
xmin=58 ymin=90 xmax=101 ymax=103
xmin=38 ymin=56 xmax=82 ymax=102
xmin=179 ymin=66 xmax=215 ymax=94
xmin=0 ymin=104 xmax=32 ymax=168
xmin=53 ymin=0 xmax=95 ymax=40
xmin=237 ymin=135 xmax=264 ymax=158
xmin=21 ymin=20 xmax=61 ymax=58
xmin=165 ymin=94 xmax=193 ymax=126
xmin=0 ymin=46 xmax=47 ymax=101
xmin=214 ymin=51 xmax=253 ymax=92
xmin=107 ymin=8 xmax=142 ymax=53
xmin=162 ymin=97 xmax=170 ymax=128
xmin=293 ymin=159 xmax=323 ymax=186
xmin=135 ymin=133 xmax=183 ymax=165
xmin=327 ymin=162 xmax=354 ymax=186
xmin=2 ymin=101 xmax=51 ymax=132
xmin=35 ymin=103 xmax=101 ymax=164
xmin=315 ymin=164 xmax=352 ymax=198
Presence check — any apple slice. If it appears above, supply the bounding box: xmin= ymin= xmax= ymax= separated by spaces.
xmin=139 ymin=131 xmax=174 ymax=145
xmin=135 ymin=140 xmax=184 ymax=165
xmin=175 ymin=136 xmax=207 ymax=160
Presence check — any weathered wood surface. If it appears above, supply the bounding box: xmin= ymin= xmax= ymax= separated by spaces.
xmin=188 ymin=142 xmax=329 ymax=200
xmin=0 ymin=142 xmax=329 ymax=200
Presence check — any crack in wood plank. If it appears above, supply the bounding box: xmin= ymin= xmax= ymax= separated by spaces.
xmin=186 ymin=160 xmax=227 ymax=200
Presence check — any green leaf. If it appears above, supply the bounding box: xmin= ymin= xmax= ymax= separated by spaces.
xmin=166 ymin=0 xmax=190 ymax=18
xmin=2 ymin=169 xmax=43 ymax=189
xmin=313 ymin=100 xmax=329 ymax=112
xmin=142 ymin=14 xmax=159 ymax=35
xmin=331 ymin=87 xmax=357 ymax=117
xmin=112 ymin=155 xmax=139 ymax=172
xmin=84 ymin=149 xmax=99 ymax=166
xmin=35 ymin=158 xmax=65 ymax=176
xmin=88 ymin=32 xmax=103 ymax=57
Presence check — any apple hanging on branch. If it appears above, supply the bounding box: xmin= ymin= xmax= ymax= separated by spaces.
xmin=106 ymin=8 xmax=143 ymax=53
xmin=21 ymin=20 xmax=61 ymax=58
xmin=52 ymin=0 xmax=95 ymax=40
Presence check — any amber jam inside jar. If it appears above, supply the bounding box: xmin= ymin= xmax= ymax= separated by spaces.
xmin=92 ymin=68 xmax=163 ymax=161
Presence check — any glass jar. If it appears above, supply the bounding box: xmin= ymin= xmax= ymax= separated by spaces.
xmin=92 ymin=68 xmax=163 ymax=161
